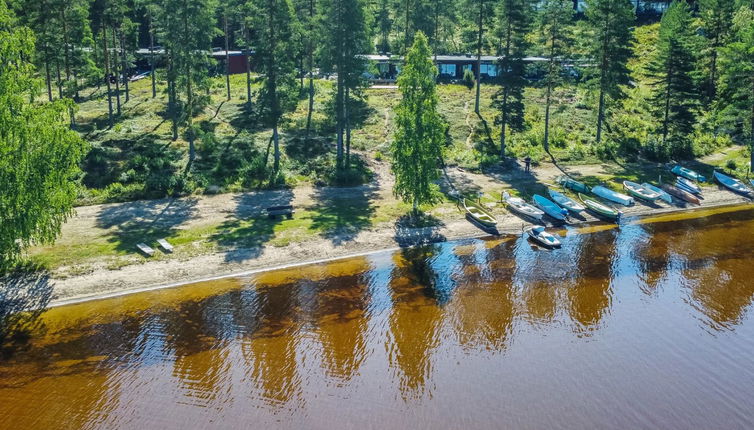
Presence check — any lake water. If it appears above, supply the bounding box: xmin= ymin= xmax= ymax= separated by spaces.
xmin=1 ymin=205 xmax=754 ymax=429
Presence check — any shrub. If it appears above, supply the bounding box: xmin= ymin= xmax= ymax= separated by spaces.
xmin=462 ymin=69 xmax=475 ymax=89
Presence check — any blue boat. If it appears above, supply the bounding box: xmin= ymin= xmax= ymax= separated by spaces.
xmin=547 ymin=187 xmax=586 ymax=214
xmin=533 ymin=194 xmax=569 ymax=221
xmin=641 ymin=183 xmax=673 ymax=204
xmin=671 ymin=165 xmax=706 ymax=183
xmin=676 ymin=177 xmax=702 ymax=195
xmin=714 ymin=171 xmax=752 ymax=195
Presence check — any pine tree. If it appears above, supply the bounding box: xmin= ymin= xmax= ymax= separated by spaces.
xmin=698 ymin=0 xmax=736 ymax=103
xmin=716 ymin=5 xmax=754 ymax=170
xmin=492 ymin=0 xmax=533 ymax=159
xmin=647 ymin=0 xmax=698 ymax=156
xmin=0 ymin=2 xmax=88 ymax=269
xmin=585 ymin=0 xmax=634 ymax=143
xmin=250 ymin=0 xmax=298 ymax=175
xmin=391 ymin=32 xmax=444 ymax=212
xmin=538 ymin=0 xmax=573 ymax=156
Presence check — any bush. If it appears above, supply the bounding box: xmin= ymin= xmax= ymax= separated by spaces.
xmin=726 ymin=159 xmax=737 ymax=171
xmin=462 ymin=69 xmax=475 ymax=89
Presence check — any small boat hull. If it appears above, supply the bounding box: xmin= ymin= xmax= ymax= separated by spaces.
xmin=503 ymin=192 xmax=544 ymax=221
xmin=676 ymin=177 xmax=702 ymax=195
xmin=714 ymin=171 xmax=752 ymax=195
xmin=557 ymin=176 xmax=590 ymax=194
xmin=671 ymin=165 xmax=706 ymax=182
xmin=642 ymin=183 xmax=673 ymax=204
xmin=592 ymin=186 xmax=634 ymax=206
xmin=623 ymin=181 xmax=661 ymax=201
xmin=533 ymin=194 xmax=568 ymax=221
xmin=463 ymin=198 xmax=498 ymax=228
xmin=662 ymin=184 xmax=700 ymax=205
xmin=524 ymin=226 xmax=561 ymax=248
xmin=578 ymin=194 xmax=621 ymax=220
xmin=548 ymin=188 xmax=586 ymax=214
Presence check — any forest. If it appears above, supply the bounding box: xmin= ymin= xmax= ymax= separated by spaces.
xmin=2 ymin=0 xmax=754 ymax=269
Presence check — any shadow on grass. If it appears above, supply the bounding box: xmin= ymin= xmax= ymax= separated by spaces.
xmin=0 ymin=269 xmax=53 ymax=360
xmin=210 ymin=190 xmax=294 ymax=263
xmin=309 ymin=183 xmax=379 ymax=246
xmin=95 ymin=197 xmax=199 ymax=254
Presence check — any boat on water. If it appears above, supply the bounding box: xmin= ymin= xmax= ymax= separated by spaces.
xmin=641 ymin=183 xmax=673 ymax=204
xmin=578 ymin=193 xmax=621 ymax=220
xmin=714 ymin=170 xmax=752 ymax=195
xmin=524 ymin=225 xmax=561 ymax=248
xmin=556 ymin=176 xmax=591 ymax=194
xmin=502 ymin=192 xmax=544 ymax=221
xmin=662 ymin=184 xmax=700 ymax=205
xmin=592 ymin=185 xmax=634 ymax=206
xmin=623 ymin=181 xmax=661 ymax=202
xmin=547 ymin=187 xmax=586 ymax=214
xmin=533 ymin=194 xmax=569 ymax=221
xmin=462 ymin=198 xmax=498 ymax=228
xmin=676 ymin=177 xmax=702 ymax=195
xmin=671 ymin=164 xmax=706 ymax=182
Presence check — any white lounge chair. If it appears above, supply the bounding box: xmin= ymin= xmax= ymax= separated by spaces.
xmin=136 ymin=243 xmax=155 ymax=257
xmin=157 ymin=238 xmax=174 ymax=253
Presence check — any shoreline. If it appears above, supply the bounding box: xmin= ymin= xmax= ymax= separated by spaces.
xmin=46 ymin=194 xmax=752 ymax=308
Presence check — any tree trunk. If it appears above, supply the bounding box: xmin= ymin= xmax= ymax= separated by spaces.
xmin=596 ymin=8 xmax=611 ymax=143
xmin=662 ymin=63 xmax=672 ymax=145
xmin=103 ymin=28 xmax=114 ymax=128
xmin=225 ymin=13 xmax=231 ymax=100
xmin=345 ymin=87 xmax=351 ymax=168
xmin=304 ymin=0 xmax=315 ymax=143
xmin=55 ymin=61 xmax=63 ymax=99
xmin=112 ymin=28 xmax=121 ymax=115
xmin=273 ymin=124 xmax=281 ymax=173
xmin=500 ymin=19 xmax=512 ymax=159
xmin=245 ymin=25 xmax=252 ymax=108
xmin=474 ymin=0 xmax=483 ymax=114
xmin=149 ymin=14 xmax=156 ymax=98
xmin=544 ymin=40 xmax=556 ymax=154
xmin=168 ymin=50 xmax=178 ymax=140
xmin=120 ymin=30 xmax=129 ymax=102
xmin=750 ymin=75 xmax=754 ymax=172
xmin=185 ymin=13 xmax=195 ymax=168
xmin=44 ymin=54 xmax=53 ymax=102
xmin=404 ymin=0 xmax=411 ymax=52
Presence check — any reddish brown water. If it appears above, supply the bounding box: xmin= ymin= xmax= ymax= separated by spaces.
xmin=1 ymin=206 xmax=754 ymax=429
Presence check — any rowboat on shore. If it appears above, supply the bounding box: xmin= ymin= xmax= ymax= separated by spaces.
xmin=462 ymin=198 xmax=498 ymax=228
xmin=641 ymin=183 xmax=674 ymax=204
xmin=503 ymin=192 xmax=544 ymax=221
xmin=662 ymin=184 xmax=700 ymax=205
xmin=623 ymin=181 xmax=661 ymax=202
xmin=533 ymin=194 xmax=569 ymax=221
xmin=714 ymin=171 xmax=752 ymax=195
xmin=676 ymin=177 xmax=702 ymax=195
xmin=556 ymin=176 xmax=591 ymax=194
xmin=592 ymin=185 xmax=634 ymax=206
xmin=524 ymin=225 xmax=561 ymax=248
xmin=578 ymin=193 xmax=621 ymax=220
xmin=547 ymin=187 xmax=586 ymax=214
xmin=671 ymin=165 xmax=706 ymax=183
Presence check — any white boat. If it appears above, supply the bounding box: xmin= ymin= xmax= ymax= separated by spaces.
xmin=524 ymin=225 xmax=561 ymax=248
xmin=641 ymin=183 xmax=673 ymax=204
xmin=592 ymin=185 xmax=634 ymax=206
xmin=623 ymin=181 xmax=661 ymax=202
xmin=676 ymin=177 xmax=702 ymax=195
xmin=714 ymin=171 xmax=752 ymax=195
xmin=503 ymin=192 xmax=544 ymax=221
xmin=547 ymin=187 xmax=586 ymax=214
xmin=533 ymin=194 xmax=569 ymax=221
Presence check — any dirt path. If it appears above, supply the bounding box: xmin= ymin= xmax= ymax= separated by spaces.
xmin=26 ymin=161 xmax=754 ymax=305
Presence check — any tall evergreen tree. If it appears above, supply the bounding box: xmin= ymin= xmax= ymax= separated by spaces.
xmin=156 ymin=0 xmax=218 ymax=167
xmin=250 ymin=0 xmax=298 ymax=174
xmin=0 ymin=2 xmax=88 ymax=269
xmin=492 ymin=0 xmax=533 ymax=159
xmin=647 ymin=0 xmax=698 ymax=156
xmin=585 ymin=0 xmax=634 ymax=143
xmin=391 ymin=32 xmax=444 ymax=212
xmin=319 ymin=0 xmax=370 ymax=171
xmin=538 ymin=0 xmax=573 ymax=155
xmin=698 ymin=0 xmax=736 ymax=104
xmin=716 ymin=5 xmax=754 ymax=170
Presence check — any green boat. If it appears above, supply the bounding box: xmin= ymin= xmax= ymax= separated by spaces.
xmin=578 ymin=193 xmax=621 ymax=220
xmin=557 ymin=175 xmax=591 ymax=194
xmin=462 ymin=198 xmax=497 ymax=228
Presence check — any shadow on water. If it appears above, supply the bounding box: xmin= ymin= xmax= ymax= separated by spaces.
xmin=95 ymin=197 xmax=199 ymax=254
xmin=210 ymin=190 xmax=293 ymax=263
xmin=0 ymin=270 xmax=53 ymax=360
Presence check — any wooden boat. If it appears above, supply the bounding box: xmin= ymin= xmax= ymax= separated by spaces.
xmin=578 ymin=193 xmax=621 ymax=220
xmin=623 ymin=181 xmax=661 ymax=202
xmin=671 ymin=164 xmax=706 ymax=182
xmin=662 ymin=184 xmax=700 ymax=205
xmin=592 ymin=185 xmax=634 ymax=206
xmin=533 ymin=194 xmax=569 ymax=221
xmin=502 ymin=192 xmax=544 ymax=221
xmin=524 ymin=225 xmax=561 ymax=248
xmin=676 ymin=177 xmax=702 ymax=195
xmin=463 ymin=198 xmax=498 ymax=228
xmin=556 ymin=175 xmax=591 ymax=193
xmin=641 ymin=183 xmax=673 ymax=204
xmin=714 ymin=170 xmax=752 ymax=195
xmin=547 ymin=187 xmax=586 ymax=214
